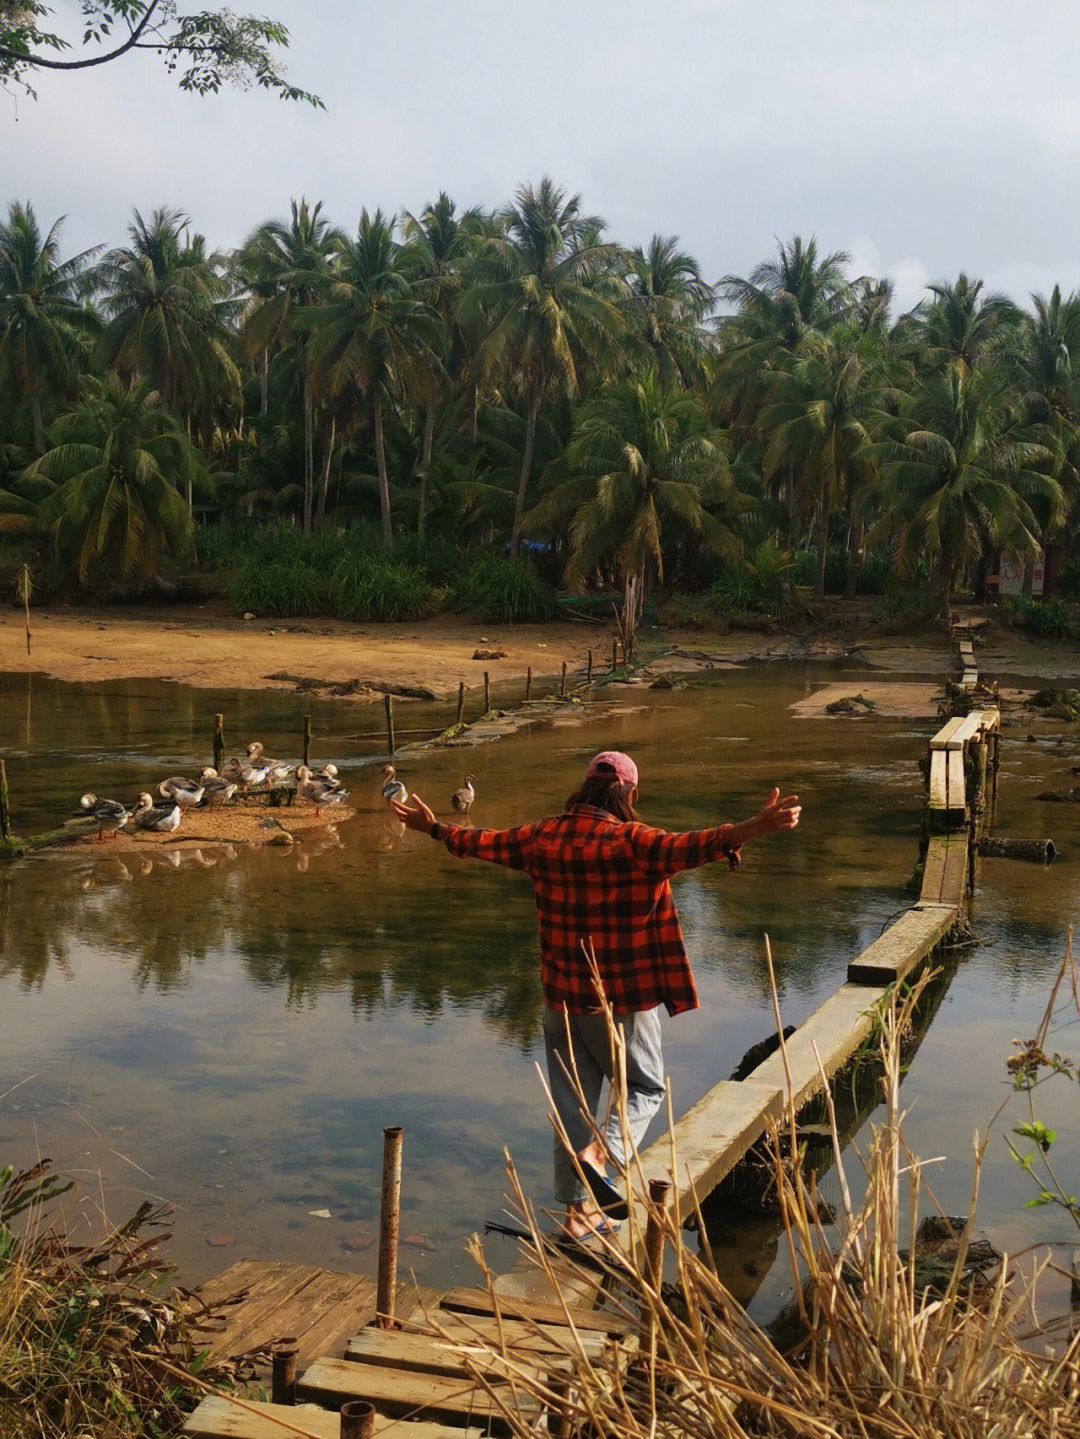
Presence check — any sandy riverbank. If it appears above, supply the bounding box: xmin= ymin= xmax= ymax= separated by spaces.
xmin=2 ymin=601 xmax=1078 ymax=698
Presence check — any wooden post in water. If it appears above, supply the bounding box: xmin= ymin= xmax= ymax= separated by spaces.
xmin=546 ymin=1372 xmax=571 ymax=1439
xmin=560 ymin=661 xmax=567 ymax=698
xmin=376 ymin=1126 xmax=403 ymax=1328
xmin=302 ymin=714 xmax=313 ymax=768
xmin=271 ymin=1341 xmax=298 ymax=1405
xmin=213 ymin=714 xmax=225 ymax=773
xmin=586 ymin=649 xmax=593 ymax=685
xmin=384 ymin=695 xmax=395 ymax=757
xmin=0 ymin=759 xmax=10 ymax=841
xmin=525 ymin=666 xmax=532 ymax=701
xmin=483 ymin=671 xmax=490 ymax=715
xmin=611 ymin=639 xmax=618 ymax=673
xmin=456 ymin=681 xmax=465 ymax=727
xmin=340 ymin=1401 xmax=375 ymax=1439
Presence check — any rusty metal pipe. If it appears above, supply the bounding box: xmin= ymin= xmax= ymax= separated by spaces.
xmin=376 ymin=1125 xmax=403 ymax=1327
xmin=639 ymin=1177 xmax=671 ymax=1350
xmin=340 ymin=1400 xmax=375 ymax=1439
xmin=271 ymin=1339 xmax=298 ymax=1405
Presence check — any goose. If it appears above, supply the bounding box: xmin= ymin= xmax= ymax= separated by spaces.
xmin=132 ymin=793 xmax=182 ymax=833
xmin=246 ymin=741 xmax=293 ymax=786
xmin=295 ymin=765 xmax=350 ymax=817
xmin=451 ymin=774 xmax=477 ymax=817
xmin=221 ymin=755 xmax=270 ymax=789
xmin=157 ymin=776 xmax=205 ymax=807
xmin=79 ymin=793 xmax=131 ymax=842
xmin=198 ymin=767 xmax=239 ymax=810
xmin=381 ymin=764 xmax=408 ymax=806
xmin=311 ymin=761 xmax=342 ymax=788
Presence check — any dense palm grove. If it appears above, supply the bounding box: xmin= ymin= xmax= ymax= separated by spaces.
xmin=3 ymin=182 xmax=1080 ymax=628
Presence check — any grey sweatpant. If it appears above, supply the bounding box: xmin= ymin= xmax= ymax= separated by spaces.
xmin=542 ymin=1004 xmax=666 ymax=1205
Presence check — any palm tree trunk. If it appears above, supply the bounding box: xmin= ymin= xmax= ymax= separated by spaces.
xmin=512 ymin=390 xmax=540 ymax=557
xmin=303 ymin=384 xmax=314 ymax=536
xmin=373 ymin=388 xmax=392 ymax=550
xmin=814 ymin=509 xmax=828 ymax=599
xmin=260 ymin=349 xmax=269 ymax=416
xmin=941 ymin=558 xmax=953 ymax=627
xmin=315 ymin=416 xmax=336 ymax=530
xmin=845 ymin=520 xmax=864 ymax=599
xmin=418 ymin=400 xmax=435 ymax=537
xmin=31 ymin=392 xmax=45 ymax=455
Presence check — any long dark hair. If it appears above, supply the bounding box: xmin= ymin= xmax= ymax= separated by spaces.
xmin=565 ymin=769 xmax=640 ymax=822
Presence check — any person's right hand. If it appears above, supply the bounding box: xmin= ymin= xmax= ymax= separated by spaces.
xmin=751 ymin=788 xmax=801 ymax=837
xmin=390 ymin=793 xmax=436 ymax=833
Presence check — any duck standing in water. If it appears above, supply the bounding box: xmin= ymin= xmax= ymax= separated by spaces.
xmin=295 ymin=765 xmax=350 ymax=817
xmin=198 ymin=768 xmax=239 ymax=810
xmin=381 ymin=765 xmax=408 ymax=807
xmin=79 ymin=793 xmax=131 ymax=842
xmin=451 ymin=774 xmax=477 ymax=819
xmin=132 ymin=793 xmax=182 ymax=833
xmin=158 ymin=776 xmax=205 ymax=808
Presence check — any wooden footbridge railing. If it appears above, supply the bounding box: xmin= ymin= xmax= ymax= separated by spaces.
xmin=184 ymin=641 xmax=1000 ymax=1438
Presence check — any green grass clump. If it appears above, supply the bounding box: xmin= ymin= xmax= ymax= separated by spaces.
xmin=228 ymin=556 xmax=328 ymax=616
xmin=452 ymin=555 xmax=558 ymax=623
xmin=333 ymin=554 xmax=435 ymax=621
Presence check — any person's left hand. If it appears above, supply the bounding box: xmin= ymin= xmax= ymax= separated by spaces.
xmin=390 ymin=793 xmax=436 ymax=832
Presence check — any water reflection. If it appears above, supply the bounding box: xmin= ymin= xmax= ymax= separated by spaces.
xmin=1 ymin=664 xmax=1078 ymax=1297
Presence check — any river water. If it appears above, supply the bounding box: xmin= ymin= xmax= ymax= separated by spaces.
xmin=1 ymin=662 xmax=1078 ymax=1319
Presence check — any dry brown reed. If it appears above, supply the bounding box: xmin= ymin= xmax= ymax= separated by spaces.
xmin=422 ymin=956 xmax=1080 ymax=1439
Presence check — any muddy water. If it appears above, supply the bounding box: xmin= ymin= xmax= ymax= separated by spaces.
xmin=1 ymin=664 xmax=1078 ymax=1312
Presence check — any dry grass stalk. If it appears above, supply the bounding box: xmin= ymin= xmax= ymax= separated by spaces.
xmin=419 ymin=945 xmax=1080 ymax=1439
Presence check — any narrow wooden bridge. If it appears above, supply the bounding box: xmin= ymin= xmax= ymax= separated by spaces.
xmin=185 ymin=641 xmax=1001 ymax=1438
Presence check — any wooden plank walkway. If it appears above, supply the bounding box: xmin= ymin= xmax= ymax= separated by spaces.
xmin=296 ymin=1355 xmax=539 ymax=1431
xmin=186 ymin=1396 xmax=477 ymax=1439
xmin=846 ymin=905 xmax=956 ymax=985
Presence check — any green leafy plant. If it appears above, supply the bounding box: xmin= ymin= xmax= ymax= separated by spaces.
xmin=333 ymin=554 xmax=435 ymax=621
xmin=452 ymin=554 xmax=557 ymax=623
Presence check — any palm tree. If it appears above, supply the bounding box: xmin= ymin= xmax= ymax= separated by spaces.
xmin=458 ymin=178 xmax=627 ymax=551
xmin=869 ymin=366 xmax=1061 ymax=622
xmin=626 ymin=234 xmax=715 ymax=388
xmin=537 ymin=377 xmax=739 ymax=634
xmin=237 ymin=198 xmax=342 ymax=531
xmin=0 ymin=201 xmax=98 ymax=454
xmin=905 ymin=272 xmax=1021 ymax=375
xmin=760 ymin=325 xmax=884 ymax=597
xmin=307 ymin=209 xmax=442 ymax=547
xmin=20 ymin=374 xmax=197 ymax=591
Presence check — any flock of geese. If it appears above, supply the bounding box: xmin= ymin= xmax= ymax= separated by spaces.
xmin=78 ymin=741 xmax=349 ymax=840
xmin=77 ymin=745 xmax=478 ymax=842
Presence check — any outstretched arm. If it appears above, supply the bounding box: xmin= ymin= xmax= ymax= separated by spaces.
xmin=625 ymin=788 xmax=801 ymax=877
xmin=391 ymin=793 xmax=534 ymax=871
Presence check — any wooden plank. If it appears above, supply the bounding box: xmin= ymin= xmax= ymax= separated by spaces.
xmin=194 ymin=1260 xmax=269 ymax=1312
xmin=928 ymin=750 xmax=949 ymax=807
xmin=977 ymin=707 xmax=1000 ymax=734
xmin=297 ymin=1355 xmax=538 ymax=1429
xmin=928 ymin=751 xmax=965 ymax=831
xmin=846 ymin=905 xmax=955 ymax=985
xmin=733 ymin=984 xmax=889 ymax=1119
xmin=269 ymin=1271 xmax=376 ymax=1369
xmin=941 ymin=832 xmax=969 ymax=906
xmin=438 ymin=1286 xmax=627 ymax=1335
xmin=358 ymin=1317 xmax=608 ymax=1367
xmin=638 ymin=1078 xmax=783 ymax=1224
xmin=201 ymin=1264 xmax=323 ymax=1359
xmin=920 ymin=837 xmax=950 ymax=904
xmin=185 ymin=1394 xmax=479 ymax=1439
xmin=961 ymin=669 xmax=979 ymax=688
xmin=344 ymin=1326 xmax=564 ymax=1380
xmin=947 ymin=749 xmax=966 ymax=814
xmin=951 ymin=713 xmax=982 ymax=747
xmin=930 ymin=715 xmax=967 ymax=750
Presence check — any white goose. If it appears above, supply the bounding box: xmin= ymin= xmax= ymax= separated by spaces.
xmin=79 ymin=793 xmax=131 ymax=841
xmin=295 ymin=765 xmax=350 ymax=816
xmin=132 ymin=793 xmax=182 ymax=833
xmin=451 ymin=774 xmax=477 ymax=818
xmin=381 ymin=764 xmax=408 ymax=806
xmin=157 ymin=776 xmax=205 ymax=807
xmin=246 ymin=741 xmax=293 ymax=786
xmin=198 ymin=768 xmax=239 ymax=809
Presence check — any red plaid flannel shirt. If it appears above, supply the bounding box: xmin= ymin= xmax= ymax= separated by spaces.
xmin=431 ymin=803 xmax=738 ymax=1016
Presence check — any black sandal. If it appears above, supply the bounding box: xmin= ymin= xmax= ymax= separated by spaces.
xmin=579 ymin=1162 xmax=629 ymax=1219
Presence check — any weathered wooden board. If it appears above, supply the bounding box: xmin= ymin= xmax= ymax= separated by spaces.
xmin=349 ymin=1318 xmax=607 ymax=1371
xmin=930 ymin=716 xmax=968 ymax=751
xmin=185 ymin=1394 xmax=480 ymax=1439
xmin=927 ymin=752 xmax=965 ymax=831
xmin=733 ymin=984 xmax=889 ymax=1118
xmin=297 ymin=1354 xmax=538 ymax=1428
xmin=846 ymin=905 xmax=955 ymax=985
xmin=439 ymin=1286 xmax=627 ymax=1335
xmin=947 ymin=749 xmax=966 ymax=810
xmin=951 ymin=713 xmax=983 ymax=747
xmin=961 ymin=668 xmax=979 ymax=689
xmin=344 ymin=1326 xmax=552 ymax=1380
xmin=920 ymin=835 xmax=968 ymax=906
xmin=197 ymin=1263 xmax=324 ymax=1359
xmin=638 ymin=1078 xmax=783 ymax=1223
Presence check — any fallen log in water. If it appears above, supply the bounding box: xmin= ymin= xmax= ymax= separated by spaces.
xmin=977 ymin=836 xmax=1056 ymax=864
xmin=0 ymin=814 xmax=99 ymax=859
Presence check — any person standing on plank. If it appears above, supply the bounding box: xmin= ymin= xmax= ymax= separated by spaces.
xmin=391 ymin=750 xmax=801 ymax=1240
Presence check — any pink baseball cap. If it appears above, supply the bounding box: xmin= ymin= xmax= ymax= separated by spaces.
xmin=584 ymin=750 xmax=638 ymax=787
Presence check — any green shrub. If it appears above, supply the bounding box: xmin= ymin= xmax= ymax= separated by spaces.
xmin=228 ymin=557 xmax=328 ymax=616
xmin=857 ymin=548 xmax=891 ymax=595
xmin=1008 ymin=595 xmax=1075 ymax=638
xmin=452 ymin=555 xmax=557 ymax=623
xmin=789 ymin=549 xmax=816 ymax=588
xmin=872 ymin=587 xmax=938 ymax=629
xmin=333 ymin=554 xmax=435 ymax=621
xmin=660 ymin=591 xmax=722 ymax=627
xmin=1056 ymin=558 xmax=1080 ymax=601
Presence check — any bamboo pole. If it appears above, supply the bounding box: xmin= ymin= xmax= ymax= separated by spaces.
xmin=456 ymin=681 xmax=465 ymax=726
xmin=483 ymin=671 xmax=490 ymax=714
xmin=213 ymin=714 xmax=225 ymax=773
xmin=303 ymin=715 xmax=313 ymax=767
xmin=560 ymin=661 xmax=567 ymax=697
xmin=376 ymin=1126 xmax=403 ymax=1328
xmin=0 ymin=760 xmax=9 ymax=840
xmin=586 ymin=649 xmax=593 ymax=685
xmin=384 ymin=695 xmax=395 ymax=757
xmin=525 ymin=666 xmax=532 ymax=701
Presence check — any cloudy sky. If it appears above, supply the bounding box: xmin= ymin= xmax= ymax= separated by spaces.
xmin=5 ymin=0 xmax=1080 ymax=311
